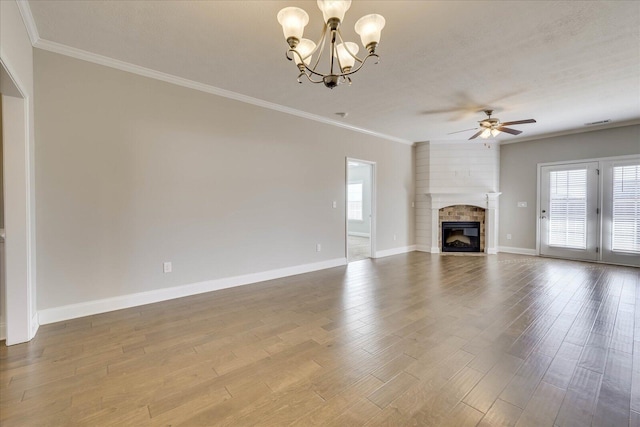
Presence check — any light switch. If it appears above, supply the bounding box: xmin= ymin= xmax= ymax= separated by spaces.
xmin=332 ymin=201 xmax=337 ymax=208
xmin=517 ymin=201 xmax=527 ymax=208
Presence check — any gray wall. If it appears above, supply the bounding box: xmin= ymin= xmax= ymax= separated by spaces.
xmin=499 ymin=125 xmax=640 ymax=250
xmin=34 ymin=50 xmax=415 ymax=310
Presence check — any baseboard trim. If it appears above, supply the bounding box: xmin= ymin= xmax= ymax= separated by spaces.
xmin=348 ymin=232 xmax=370 ymax=238
xmin=0 ymin=321 xmax=6 ymax=341
xmin=38 ymin=257 xmax=347 ymax=325
xmin=415 ymin=245 xmax=430 ymax=252
xmin=375 ymin=245 xmax=416 ymax=258
xmin=498 ymin=246 xmax=538 ymax=256
xmin=30 ymin=313 xmax=39 ymax=339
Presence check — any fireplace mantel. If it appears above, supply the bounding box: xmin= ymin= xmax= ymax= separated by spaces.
xmin=425 ymin=192 xmax=501 ymax=210
xmin=424 ymin=192 xmax=501 ymax=254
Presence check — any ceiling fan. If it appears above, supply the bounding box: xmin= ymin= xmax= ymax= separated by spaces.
xmin=449 ymin=110 xmax=537 ymax=140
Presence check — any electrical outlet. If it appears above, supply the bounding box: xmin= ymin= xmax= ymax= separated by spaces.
xmin=316 ymin=244 xmax=321 ymax=252
xmin=412 ymin=202 xmax=415 ymax=208
xmin=393 ymin=234 xmax=397 ymax=241
xmin=517 ymin=201 xmax=528 ymax=208
xmin=506 ymin=234 xmax=512 ymax=240
xmin=332 ymin=201 xmax=337 ymax=208
xmin=163 ymin=262 xmax=172 ymax=273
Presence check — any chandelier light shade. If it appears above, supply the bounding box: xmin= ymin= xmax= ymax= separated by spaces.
xmin=355 ymin=14 xmax=386 ymax=52
xmin=335 ymin=42 xmax=359 ymax=70
xmin=317 ymin=0 xmax=351 ymax=22
xmin=277 ymin=7 xmax=309 ymax=42
xmin=295 ymin=39 xmax=317 ymax=66
xmin=277 ymin=0 xmax=385 ymax=88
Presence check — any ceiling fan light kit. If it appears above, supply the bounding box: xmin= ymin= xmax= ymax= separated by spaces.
xmin=277 ymin=0 xmax=385 ymax=89
xmin=461 ymin=110 xmax=537 ymax=141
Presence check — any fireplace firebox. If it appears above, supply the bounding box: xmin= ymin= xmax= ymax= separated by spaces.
xmin=441 ymin=221 xmax=481 ymax=252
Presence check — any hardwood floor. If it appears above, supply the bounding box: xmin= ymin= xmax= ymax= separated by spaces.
xmin=348 ymin=235 xmax=370 ymax=262
xmin=1 ymin=252 xmax=639 ymax=426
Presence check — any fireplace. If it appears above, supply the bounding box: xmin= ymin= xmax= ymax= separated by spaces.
xmin=442 ymin=221 xmax=481 ymax=252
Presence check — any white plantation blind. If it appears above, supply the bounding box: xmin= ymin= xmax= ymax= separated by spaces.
xmin=347 ymin=183 xmax=363 ymax=221
xmin=612 ymin=164 xmax=640 ymax=253
xmin=548 ymin=169 xmax=587 ymax=249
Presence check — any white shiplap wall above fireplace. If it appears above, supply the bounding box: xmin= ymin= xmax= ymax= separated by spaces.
xmin=416 ymin=142 xmax=501 ymax=254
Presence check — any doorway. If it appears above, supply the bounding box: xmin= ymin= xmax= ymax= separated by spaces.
xmin=538 ymin=156 xmax=640 ymax=266
xmin=346 ymin=159 xmax=374 ymax=262
xmin=539 ymin=161 xmax=599 ymax=261
xmin=1 ymin=59 xmax=37 ymax=344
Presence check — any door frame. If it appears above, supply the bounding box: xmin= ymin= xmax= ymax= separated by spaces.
xmin=536 ymin=154 xmax=640 ymax=265
xmin=345 ymin=158 xmax=376 ymax=260
xmin=1 ymin=57 xmax=38 ymax=345
xmin=538 ymin=161 xmax=599 ymax=261
xmin=601 ymin=156 xmax=640 ymax=266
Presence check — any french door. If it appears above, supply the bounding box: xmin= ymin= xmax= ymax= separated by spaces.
xmin=539 ymin=156 xmax=640 ymax=266
xmin=601 ymin=159 xmax=640 ymax=266
xmin=540 ymin=162 xmax=599 ymax=261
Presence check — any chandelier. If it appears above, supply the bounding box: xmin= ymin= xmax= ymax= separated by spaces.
xmin=277 ymin=0 xmax=385 ymax=89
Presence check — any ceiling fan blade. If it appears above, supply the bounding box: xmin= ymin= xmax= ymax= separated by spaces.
xmin=500 ymin=119 xmax=536 ymax=126
xmin=497 ymin=127 xmax=523 ymax=135
xmin=447 ymin=128 xmax=478 ymax=135
xmin=468 ymin=130 xmax=484 ymax=140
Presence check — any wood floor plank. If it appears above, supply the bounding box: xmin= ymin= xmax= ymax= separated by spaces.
xmin=463 ymin=353 xmax=524 ymax=413
xmin=555 ymin=366 xmax=602 ymax=427
xmin=1 ymin=253 xmax=637 ymax=426
xmin=478 ymin=398 xmax=523 ymax=427
xmin=515 ymin=381 xmax=565 ymax=426
xmin=592 ymin=349 xmax=633 ymax=427
xmin=367 ymin=371 xmax=418 ymax=409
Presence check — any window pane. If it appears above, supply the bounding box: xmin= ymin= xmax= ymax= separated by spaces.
xmin=348 ymin=183 xmax=363 ymax=221
xmin=612 ymin=164 xmax=640 ymax=253
xmin=548 ymin=169 xmax=587 ymax=249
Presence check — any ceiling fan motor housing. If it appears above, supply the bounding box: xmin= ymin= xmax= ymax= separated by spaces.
xmin=480 ymin=118 xmax=500 ymax=128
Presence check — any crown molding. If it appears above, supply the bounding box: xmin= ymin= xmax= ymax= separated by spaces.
xmin=499 ymin=119 xmax=640 ymax=144
xmin=33 ymin=39 xmax=412 ymax=145
xmin=18 ymin=0 xmax=411 ymax=146
xmin=15 ymin=0 xmax=39 ymax=45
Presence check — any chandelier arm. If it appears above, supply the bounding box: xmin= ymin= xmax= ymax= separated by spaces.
xmin=286 ymin=24 xmax=329 ymax=79
xmin=298 ymin=51 xmax=379 ymax=80
xmin=339 ymin=53 xmax=379 ymax=76
xmin=305 ymin=24 xmax=327 ymax=67
xmin=308 ymin=23 xmax=328 ymax=74
xmin=329 ymin=29 xmax=337 ymax=75
xmin=298 ymin=71 xmax=325 ymax=84
xmin=336 ymin=29 xmax=365 ymax=63
xmin=286 ymin=48 xmax=305 ymax=64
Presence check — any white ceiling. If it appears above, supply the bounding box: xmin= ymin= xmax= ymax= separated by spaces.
xmin=25 ymin=0 xmax=640 ymax=144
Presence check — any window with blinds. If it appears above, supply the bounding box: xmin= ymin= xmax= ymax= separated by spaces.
xmin=347 ymin=182 xmax=363 ymax=221
xmin=612 ymin=164 xmax=640 ymax=254
xmin=548 ymin=169 xmax=587 ymax=249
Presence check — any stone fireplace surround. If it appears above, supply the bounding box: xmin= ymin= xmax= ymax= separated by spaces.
xmin=426 ymin=193 xmax=501 ymax=254
xmin=439 ymin=206 xmax=485 ymax=252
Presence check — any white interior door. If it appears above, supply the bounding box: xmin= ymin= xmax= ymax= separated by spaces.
xmin=601 ymin=159 xmax=640 ymax=266
xmin=540 ymin=162 xmax=599 ymax=261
